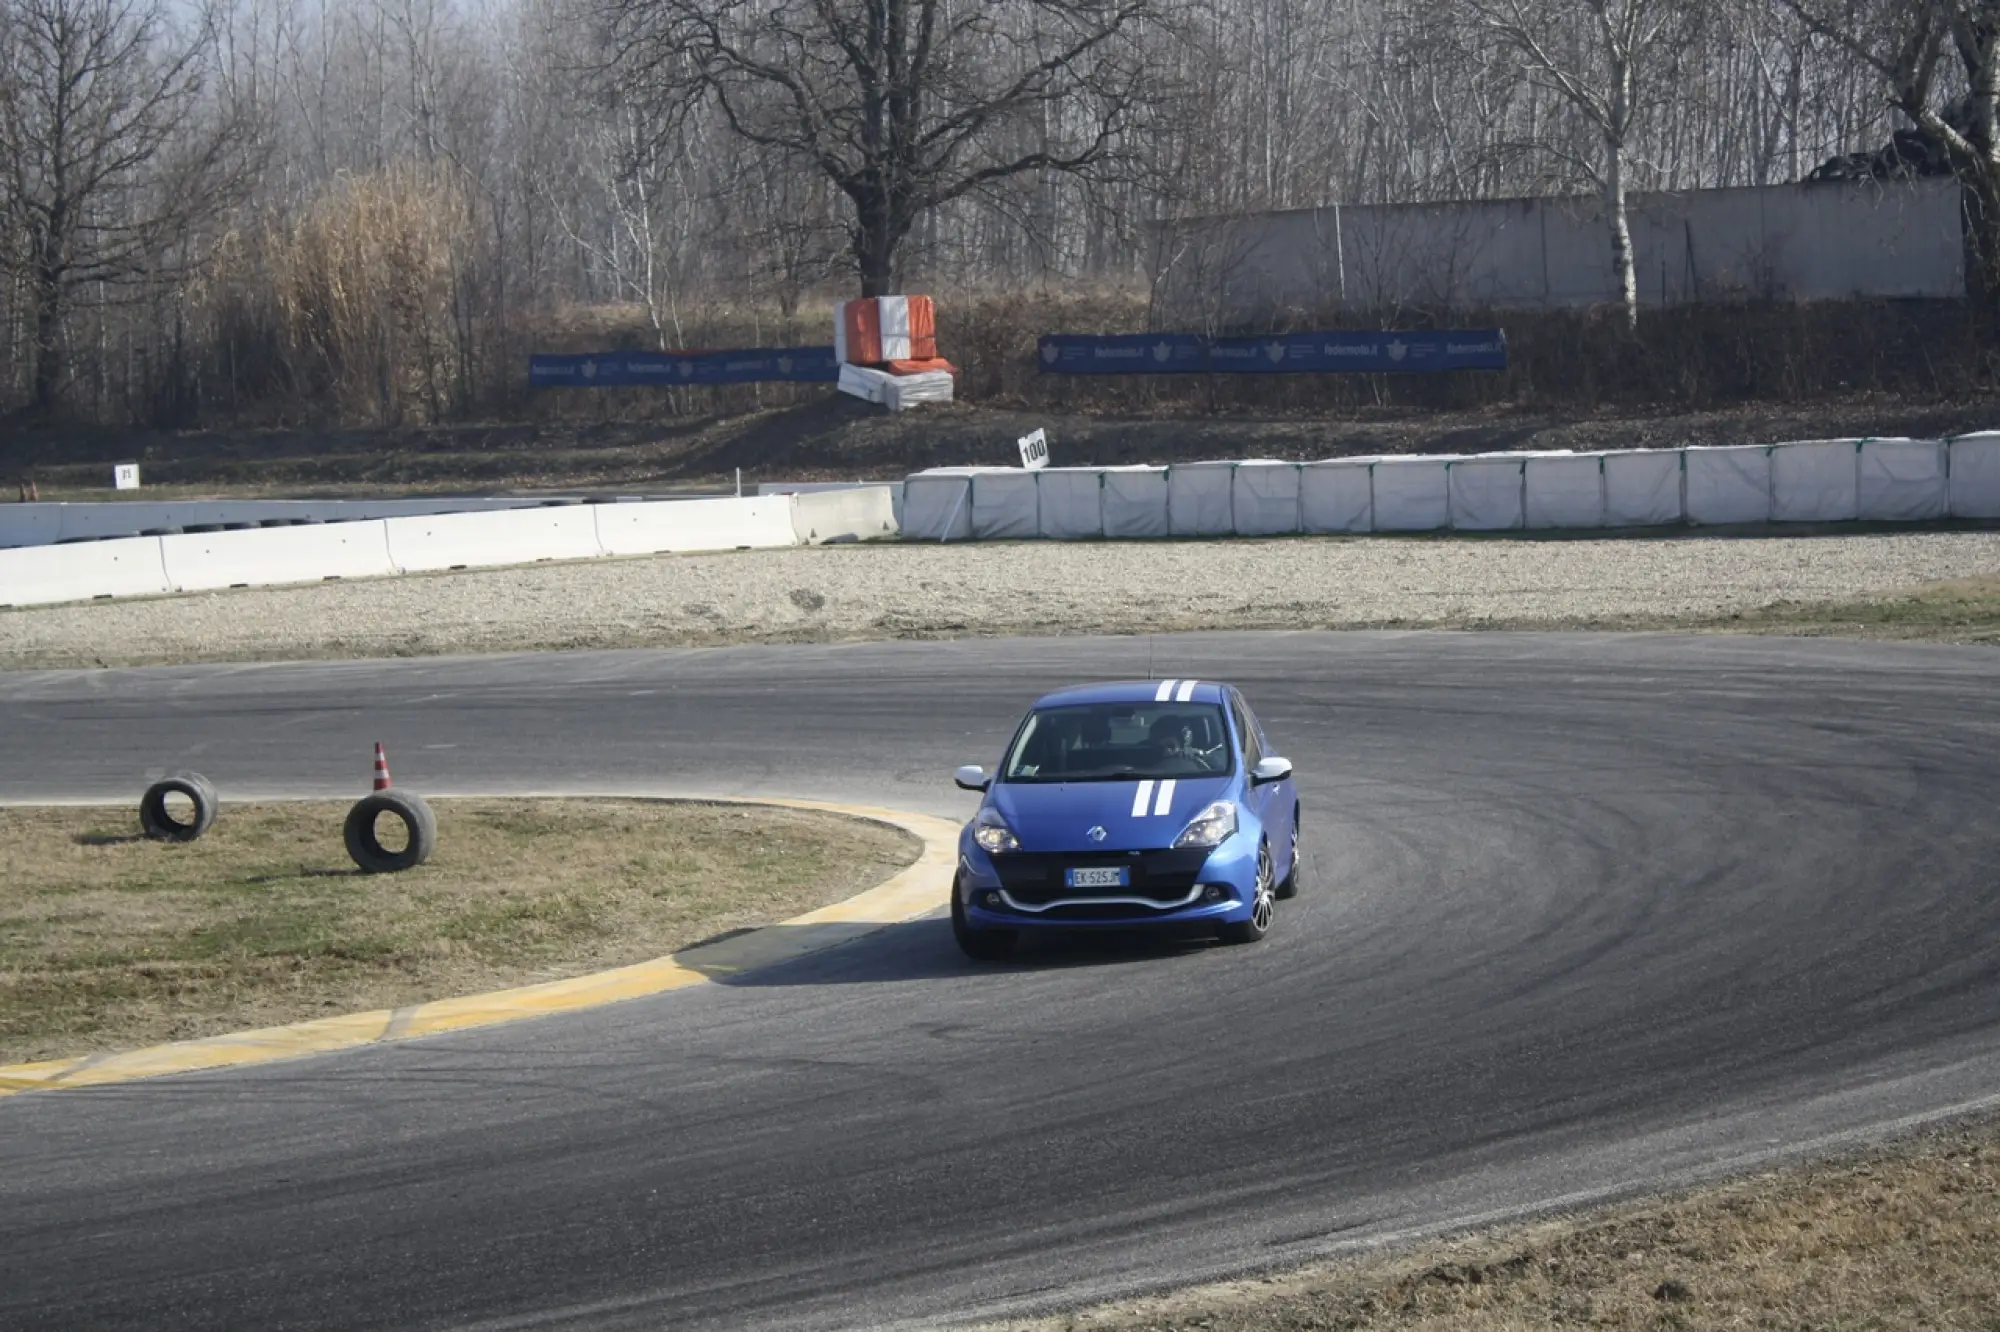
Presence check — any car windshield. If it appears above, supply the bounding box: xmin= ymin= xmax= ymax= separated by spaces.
xmin=1001 ymin=702 xmax=1234 ymax=784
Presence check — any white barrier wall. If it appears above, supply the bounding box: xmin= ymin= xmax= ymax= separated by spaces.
xmin=1 ymin=493 xmax=883 ymax=607
xmin=1603 ymin=450 xmax=1683 ymax=526
xmin=1102 ymin=467 xmax=1170 ymax=538
xmin=1684 ymin=445 xmax=1772 ymax=525
xmin=1371 ymin=457 xmax=1454 ymax=531
xmin=598 ymin=496 xmax=799 ymax=555
xmin=1950 ymin=433 xmax=2000 ymax=518
xmin=1233 ymin=462 xmax=1302 ymax=536
xmin=788 ymin=487 xmax=897 ymax=544
xmin=902 ymin=472 xmax=975 ymax=541
xmin=1770 ymin=439 xmax=1859 ymax=523
xmin=385 ymin=506 xmax=605 ymax=572
xmin=161 ymin=523 xmax=397 ymax=592
xmin=1447 ymin=456 xmax=1524 ymax=531
xmin=1858 ymin=438 xmax=1947 ymax=521
xmin=0 ymin=536 xmax=172 ymax=606
xmin=1525 ymin=453 xmax=1605 ymax=528
xmin=1168 ymin=461 xmax=1239 ymax=537
xmin=0 ymin=497 xmax=537 ymax=548
xmin=1301 ymin=459 xmax=1374 ymax=533
xmin=1038 ymin=469 xmax=1105 ymax=539
xmin=970 ymin=472 xmax=1041 ymax=540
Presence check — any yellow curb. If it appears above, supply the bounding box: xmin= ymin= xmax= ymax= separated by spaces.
xmin=0 ymin=796 xmax=960 ymax=1098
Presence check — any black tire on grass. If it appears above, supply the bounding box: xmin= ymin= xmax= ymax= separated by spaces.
xmin=343 ymin=790 xmax=437 ymax=873
xmin=140 ymin=772 xmax=218 ymax=842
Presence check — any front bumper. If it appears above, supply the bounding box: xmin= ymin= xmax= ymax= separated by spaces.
xmin=958 ymin=835 xmax=1260 ymax=929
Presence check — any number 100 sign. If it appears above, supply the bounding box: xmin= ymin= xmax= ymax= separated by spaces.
xmin=1017 ymin=428 xmax=1049 ymax=470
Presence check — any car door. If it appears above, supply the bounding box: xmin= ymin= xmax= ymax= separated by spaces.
xmin=1231 ymin=689 xmax=1294 ymax=878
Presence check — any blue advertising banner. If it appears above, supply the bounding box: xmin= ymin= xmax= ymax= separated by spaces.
xmin=1037 ymin=330 xmax=1506 ymax=375
xmin=529 ymin=347 xmax=841 ymax=387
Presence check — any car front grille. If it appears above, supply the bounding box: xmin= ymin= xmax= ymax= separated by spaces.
xmin=989 ymin=849 xmax=1211 ymax=906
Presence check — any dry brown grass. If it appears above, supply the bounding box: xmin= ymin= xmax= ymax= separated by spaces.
xmin=1000 ymin=1118 xmax=2000 ymax=1332
xmin=1692 ymin=574 xmax=2000 ymax=643
xmin=0 ymin=799 xmax=918 ymax=1064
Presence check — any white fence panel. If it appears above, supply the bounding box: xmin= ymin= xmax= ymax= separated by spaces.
xmin=1447 ymin=456 xmax=1525 ymax=530
xmin=1371 ymin=456 xmax=1453 ymax=531
xmin=1949 ymin=433 xmax=2000 ymax=518
xmin=0 ymin=536 xmax=171 ymax=607
xmin=0 ymin=507 xmax=66 ymax=548
xmin=1603 ymin=450 xmax=1683 ymax=526
xmin=1102 ymin=466 xmax=1170 ymax=538
xmin=1857 ymin=439 xmax=1948 ymax=521
xmin=788 ymin=488 xmax=897 ymax=544
xmin=897 ymin=472 xmax=975 ymax=541
xmin=1168 ymin=461 xmax=1238 ymax=536
xmin=1232 ymin=462 xmax=1301 ymax=535
xmin=1300 ymin=460 xmax=1375 ymax=533
xmin=970 ymin=472 xmax=1041 ymax=540
xmin=597 ymin=496 xmax=797 ymax=555
xmin=1685 ymin=445 xmax=1772 ymax=525
xmin=160 ymin=523 xmax=396 ymax=592
xmin=1524 ymin=453 xmax=1604 ymax=528
xmin=385 ymin=506 xmax=605 ymax=572
xmin=1770 ymin=439 xmax=1860 ymax=523
xmin=1037 ymin=469 xmax=1105 ymax=539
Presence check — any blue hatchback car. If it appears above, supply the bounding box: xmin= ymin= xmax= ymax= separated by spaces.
xmin=951 ymin=680 xmax=1300 ymax=959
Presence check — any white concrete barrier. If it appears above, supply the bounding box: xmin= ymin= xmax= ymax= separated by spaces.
xmin=1371 ymin=457 xmax=1454 ymax=531
xmin=385 ymin=505 xmax=605 ymax=572
xmin=1102 ymin=466 xmax=1170 ymax=538
xmin=596 ymin=496 xmax=797 ymax=555
xmin=43 ymin=497 xmax=531 ymax=545
xmin=1770 ymin=439 xmax=1860 ymax=523
xmin=1168 ymin=461 xmax=1239 ymax=536
xmin=1232 ymin=462 xmax=1302 ymax=536
xmin=1949 ymin=433 xmax=2000 ymax=518
xmin=1524 ymin=453 xmax=1605 ymax=529
xmin=1447 ymin=456 xmax=1524 ymax=531
xmin=160 ymin=522 xmax=397 ymax=593
xmin=788 ymin=488 xmax=898 ymax=544
xmin=1300 ymin=459 xmax=1375 ymax=533
xmin=1037 ymin=469 xmax=1105 ymax=539
xmin=970 ymin=472 xmax=1041 ymax=540
xmin=1685 ymin=445 xmax=1772 ymax=525
xmin=901 ymin=471 xmax=976 ymax=541
xmin=0 ymin=536 xmax=171 ymax=607
xmin=1603 ymin=449 xmax=1684 ymax=526
xmin=1858 ymin=439 xmax=1948 ymax=521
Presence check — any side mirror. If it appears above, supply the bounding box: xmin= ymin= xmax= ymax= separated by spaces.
xmin=954 ymin=765 xmax=991 ymax=792
xmin=1251 ymin=756 xmax=1293 ymax=786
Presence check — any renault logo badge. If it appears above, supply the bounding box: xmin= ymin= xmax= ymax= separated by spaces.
xmin=1087 ymin=825 xmax=1108 ymax=842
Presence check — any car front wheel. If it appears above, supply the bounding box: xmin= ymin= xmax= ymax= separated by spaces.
xmin=952 ymin=877 xmax=1016 ymax=961
xmin=1217 ymin=838 xmax=1276 ymax=945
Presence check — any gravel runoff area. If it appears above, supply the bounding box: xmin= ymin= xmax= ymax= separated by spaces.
xmin=6 ymin=532 xmax=2000 ymax=670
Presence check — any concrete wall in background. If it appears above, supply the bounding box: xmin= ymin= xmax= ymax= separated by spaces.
xmin=1152 ymin=179 xmax=1964 ymax=320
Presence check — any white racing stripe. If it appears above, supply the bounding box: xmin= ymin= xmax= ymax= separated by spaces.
xmin=1175 ymin=679 xmax=1197 ymax=702
xmin=1131 ymin=779 xmax=1155 ymax=817
xmin=1153 ymin=779 xmax=1176 ymax=816
xmin=1154 ymin=679 xmax=1176 ymax=702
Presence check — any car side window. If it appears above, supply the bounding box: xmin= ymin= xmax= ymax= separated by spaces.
xmin=1230 ymin=692 xmax=1263 ymax=768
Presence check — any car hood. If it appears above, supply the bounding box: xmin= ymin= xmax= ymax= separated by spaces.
xmin=987 ymin=776 xmax=1234 ymax=852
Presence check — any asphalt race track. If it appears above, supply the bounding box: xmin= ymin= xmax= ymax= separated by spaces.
xmin=3 ymin=631 xmax=2000 ymax=1330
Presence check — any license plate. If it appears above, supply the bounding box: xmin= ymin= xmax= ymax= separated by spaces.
xmin=1065 ymin=866 xmax=1130 ymax=889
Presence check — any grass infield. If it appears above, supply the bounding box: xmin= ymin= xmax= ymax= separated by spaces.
xmin=0 ymin=798 xmax=920 ymax=1065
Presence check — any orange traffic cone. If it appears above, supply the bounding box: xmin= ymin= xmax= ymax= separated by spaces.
xmin=372 ymin=742 xmax=392 ymax=791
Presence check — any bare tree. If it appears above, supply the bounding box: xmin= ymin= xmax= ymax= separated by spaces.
xmin=1461 ymin=0 xmax=1700 ymax=328
xmin=603 ymin=0 xmax=1179 ymax=296
xmin=0 ymin=0 xmax=252 ymax=412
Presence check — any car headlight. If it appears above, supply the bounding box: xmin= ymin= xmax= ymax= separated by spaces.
xmin=1172 ymin=800 xmax=1237 ymax=849
xmin=973 ymin=810 xmax=1020 ymax=854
